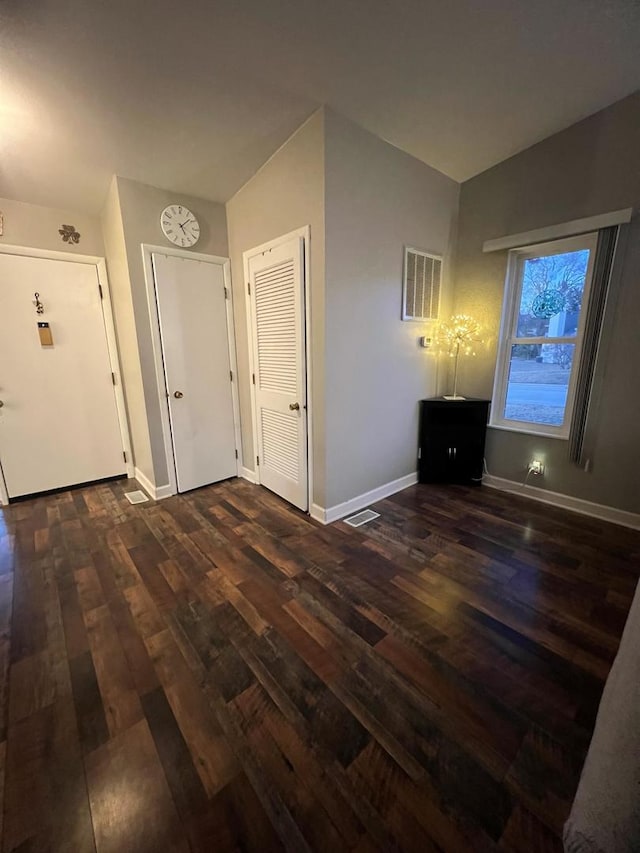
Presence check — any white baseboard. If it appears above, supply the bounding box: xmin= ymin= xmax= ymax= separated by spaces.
xmin=311 ymin=472 xmax=418 ymax=525
xmin=483 ymin=474 xmax=640 ymax=531
xmin=134 ymin=468 xmax=174 ymax=501
xmin=154 ymin=483 xmax=174 ymax=500
xmin=240 ymin=466 xmax=257 ymax=484
xmin=309 ymin=503 xmax=327 ymax=523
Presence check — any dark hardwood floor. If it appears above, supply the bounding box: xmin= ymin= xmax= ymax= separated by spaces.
xmin=0 ymin=477 xmax=638 ymax=852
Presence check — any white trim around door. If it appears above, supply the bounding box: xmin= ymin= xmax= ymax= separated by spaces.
xmin=0 ymin=244 xmax=134 ymax=506
xmin=141 ymin=244 xmax=243 ymax=498
xmin=242 ymin=226 xmax=313 ymax=512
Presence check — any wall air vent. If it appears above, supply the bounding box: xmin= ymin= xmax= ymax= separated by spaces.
xmin=402 ymin=246 xmax=442 ymax=321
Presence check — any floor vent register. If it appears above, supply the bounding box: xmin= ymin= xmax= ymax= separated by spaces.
xmin=343 ymin=508 xmax=380 ymax=527
xmin=124 ymin=490 xmax=150 ymax=505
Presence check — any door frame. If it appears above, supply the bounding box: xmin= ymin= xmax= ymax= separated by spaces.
xmin=141 ymin=244 xmax=243 ymax=497
xmin=242 ymin=225 xmax=313 ymax=512
xmin=0 ymin=244 xmax=134 ymax=505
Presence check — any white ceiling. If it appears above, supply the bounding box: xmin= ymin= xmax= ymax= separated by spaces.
xmin=1 ymin=0 xmax=639 ymax=214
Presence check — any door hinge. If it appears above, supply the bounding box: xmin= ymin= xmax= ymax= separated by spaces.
xmin=252 ymin=373 xmax=255 ymax=385
xmin=256 ymin=455 xmax=259 ymax=466
xmin=123 ymin=451 xmax=127 ymax=463
xmin=235 ymin=449 xmax=238 ymax=459
xmin=98 ymin=284 xmax=104 ymax=299
xmin=224 ymin=286 xmax=229 ymax=299
xmin=247 ymin=282 xmax=251 ymax=296
xmin=229 ymin=370 xmax=233 ymax=382
xmin=111 ymin=372 xmax=117 ymax=386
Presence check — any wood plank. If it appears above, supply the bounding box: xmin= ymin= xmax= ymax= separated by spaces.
xmin=8 ymin=650 xmax=65 ymax=724
xmin=0 ymin=740 xmax=5 ymax=845
xmin=146 ymin=629 xmax=240 ymax=797
xmin=85 ymin=718 xmax=188 ymax=853
xmin=186 ymin=771 xmax=285 ymax=852
xmin=69 ymin=649 xmax=110 ymax=754
xmin=141 ymin=686 xmax=209 ymax=820
xmin=74 ymin=565 xmax=106 ymax=613
xmin=84 ymin=603 xmax=144 ymax=736
xmin=3 ymin=699 xmax=96 ymax=852
xmin=109 ymin=595 xmax=160 ymax=696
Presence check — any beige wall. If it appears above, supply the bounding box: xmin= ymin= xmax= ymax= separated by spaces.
xmin=102 ymin=176 xmax=228 ymax=487
xmin=0 ymin=196 xmax=104 ymax=256
xmin=226 ymin=111 xmax=326 ymax=500
xmin=324 ymin=110 xmax=459 ymax=507
xmin=454 ymin=91 xmax=640 ymax=513
xmin=100 ymin=178 xmax=153 ymax=480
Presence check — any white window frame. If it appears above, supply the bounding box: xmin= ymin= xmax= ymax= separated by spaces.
xmin=491 ymin=232 xmax=598 ymax=439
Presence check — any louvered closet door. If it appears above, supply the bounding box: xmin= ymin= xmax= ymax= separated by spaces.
xmin=248 ymin=235 xmax=308 ymax=510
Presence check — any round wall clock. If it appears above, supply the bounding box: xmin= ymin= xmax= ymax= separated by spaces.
xmin=160 ymin=204 xmax=200 ymax=247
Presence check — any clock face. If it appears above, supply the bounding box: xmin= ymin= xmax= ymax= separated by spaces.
xmin=160 ymin=204 xmax=200 ymax=247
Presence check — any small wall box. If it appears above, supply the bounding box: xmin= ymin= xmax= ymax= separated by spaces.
xmin=418 ymin=397 xmax=490 ymax=485
xmin=38 ymin=322 xmax=54 ymax=346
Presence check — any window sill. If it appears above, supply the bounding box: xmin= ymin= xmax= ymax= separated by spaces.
xmin=488 ymin=422 xmax=569 ymax=440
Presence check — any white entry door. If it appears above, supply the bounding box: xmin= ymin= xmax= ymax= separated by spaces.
xmin=247 ymin=234 xmax=308 ymax=511
xmin=152 ymin=253 xmax=237 ymax=493
xmin=0 ymin=254 xmax=126 ymax=498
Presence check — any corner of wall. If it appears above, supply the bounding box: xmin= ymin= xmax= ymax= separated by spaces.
xmin=100 ymin=175 xmax=156 ymax=486
xmin=451 ymin=94 xmax=640 ymax=515
xmin=225 ymin=108 xmax=327 ymax=508
xmin=322 ymin=112 xmax=460 ymax=507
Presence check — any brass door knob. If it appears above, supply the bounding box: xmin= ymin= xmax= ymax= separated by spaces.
xmin=289 ymin=402 xmax=300 ymax=411
xmin=173 ymin=391 xmax=184 ymax=399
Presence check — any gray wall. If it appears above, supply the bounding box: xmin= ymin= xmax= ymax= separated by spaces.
xmin=0 ymin=196 xmax=104 ymax=256
xmin=454 ymin=91 xmax=640 ymax=513
xmin=103 ymin=176 xmax=228 ymax=487
xmin=101 ymin=178 xmax=152 ymax=480
xmin=324 ymin=110 xmax=459 ymax=508
xmin=226 ymin=111 xmax=326 ymax=501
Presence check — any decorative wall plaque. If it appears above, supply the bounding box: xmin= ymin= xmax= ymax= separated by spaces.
xmin=59 ymin=224 xmax=80 ymax=244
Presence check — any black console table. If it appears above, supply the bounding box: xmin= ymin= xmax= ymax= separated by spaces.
xmin=418 ymin=397 xmax=490 ymax=485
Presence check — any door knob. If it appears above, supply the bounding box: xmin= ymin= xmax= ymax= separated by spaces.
xmin=173 ymin=391 xmax=184 ymax=399
xmin=0 ymin=400 xmax=3 ymax=408
xmin=289 ymin=402 xmax=300 ymax=411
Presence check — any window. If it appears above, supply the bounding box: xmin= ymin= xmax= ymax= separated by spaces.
xmin=491 ymin=233 xmax=598 ymax=438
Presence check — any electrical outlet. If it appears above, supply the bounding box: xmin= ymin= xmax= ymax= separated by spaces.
xmin=528 ymin=459 xmax=544 ymax=476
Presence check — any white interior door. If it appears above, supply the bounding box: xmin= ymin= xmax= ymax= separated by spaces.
xmin=248 ymin=235 xmax=308 ymax=511
xmin=0 ymin=254 xmax=126 ymax=498
xmin=152 ymin=252 xmax=237 ymax=493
